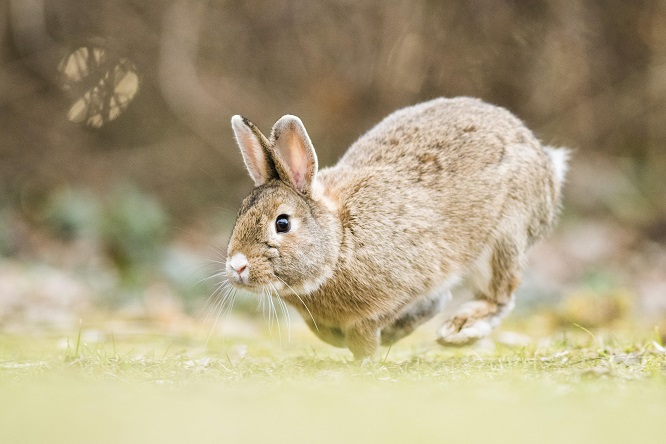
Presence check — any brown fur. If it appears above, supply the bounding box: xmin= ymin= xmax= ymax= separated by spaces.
xmin=226 ymin=97 xmax=568 ymax=359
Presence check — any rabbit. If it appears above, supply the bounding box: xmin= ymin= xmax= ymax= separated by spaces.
xmin=224 ymin=97 xmax=568 ymax=359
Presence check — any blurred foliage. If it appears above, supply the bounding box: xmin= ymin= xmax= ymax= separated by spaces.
xmin=0 ymin=207 xmax=11 ymax=257
xmin=560 ymin=289 xmax=633 ymax=328
xmin=44 ymin=187 xmax=101 ymax=241
xmin=40 ymin=183 xmax=169 ymax=276
xmin=1 ymin=1 xmax=666 ymax=323
xmin=1 ymin=0 xmax=665 ymax=220
xmin=100 ymin=184 xmax=169 ymax=274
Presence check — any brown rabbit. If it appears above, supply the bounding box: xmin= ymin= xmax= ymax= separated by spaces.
xmin=224 ymin=97 xmax=568 ymax=359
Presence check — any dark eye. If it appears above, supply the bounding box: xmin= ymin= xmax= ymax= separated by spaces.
xmin=275 ymin=214 xmax=290 ymax=233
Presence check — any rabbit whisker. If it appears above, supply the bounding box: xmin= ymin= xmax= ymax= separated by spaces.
xmin=259 ymin=288 xmax=267 ymax=328
xmin=260 ymin=287 xmax=269 ymax=329
xmin=199 ymin=278 xmax=232 ymax=324
xmin=222 ymin=287 xmax=237 ymax=322
xmin=195 ymin=270 xmax=228 ymax=285
xmin=205 ymin=284 xmax=232 ymax=346
xmin=206 ymin=281 xmax=238 ymax=346
xmin=207 ymin=244 xmax=229 ymax=260
xmin=205 ymin=258 xmax=227 ymax=265
xmin=274 ymin=286 xmax=290 ymax=342
xmin=188 ymin=261 xmax=221 ymax=278
xmin=261 ymin=287 xmax=275 ymax=334
xmin=275 ymin=275 xmax=319 ymax=333
xmin=267 ymin=288 xmax=282 ymax=346
xmin=271 ymin=282 xmax=291 ymax=341
xmin=196 ymin=278 xmax=230 ymax=316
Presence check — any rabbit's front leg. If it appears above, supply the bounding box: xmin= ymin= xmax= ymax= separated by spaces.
xmin=381 ymin=291 xmax=449 ymax=345
xmin=305 ymin=320 xmax=346 ymax=348
xmin=346 ymin=322 xmax=380 ymax=360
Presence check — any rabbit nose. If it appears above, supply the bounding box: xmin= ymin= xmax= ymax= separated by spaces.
xmin=228 ymin=252 xmax=249 ymax=276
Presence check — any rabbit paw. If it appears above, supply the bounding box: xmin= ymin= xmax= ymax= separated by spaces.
xmin=436 ymin=300 xmax=499 ymax=346
xmin=436 ymin=316 xmax=493 ymax=346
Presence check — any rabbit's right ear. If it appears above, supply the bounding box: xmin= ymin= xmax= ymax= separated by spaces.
xmin=231 ymin=115 xmax=277 ymax=186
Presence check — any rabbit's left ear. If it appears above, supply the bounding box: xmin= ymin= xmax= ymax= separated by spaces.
xmin=231 ymin=115 xmax=277 ymax=187
xmin=270 ymin=115 xmax=318 ymax=195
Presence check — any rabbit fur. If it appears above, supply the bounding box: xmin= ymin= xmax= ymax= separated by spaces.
xmin=225 ymin=97 xmax=568 ymax=359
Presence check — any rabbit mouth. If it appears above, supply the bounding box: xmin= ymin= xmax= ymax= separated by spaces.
xmin=227 ymin=270 xmax=284 ymax=295
xmin=230 ymin=274 xmax=249 ymax=287
xmin=226 ymin=270 xmax=251 ymax=288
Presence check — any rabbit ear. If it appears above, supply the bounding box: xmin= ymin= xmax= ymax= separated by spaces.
xmin=231 ymin=115 xmax=277 ymax=186
xmin=270 ymin=115 xmax=318 ymax=194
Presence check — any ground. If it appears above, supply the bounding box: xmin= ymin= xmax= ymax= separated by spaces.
xmin=1 ymin=186 xmax=665 ymax=443
xmin=1 ymin=318 xmax=665 ymax=444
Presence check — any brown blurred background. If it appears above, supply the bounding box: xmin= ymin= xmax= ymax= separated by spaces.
xmin=1 ymin=0 xmax=665 ymax=333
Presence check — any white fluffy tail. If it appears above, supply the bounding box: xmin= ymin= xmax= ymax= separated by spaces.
xmin=543 ymin=146 xmax=570 ymax=184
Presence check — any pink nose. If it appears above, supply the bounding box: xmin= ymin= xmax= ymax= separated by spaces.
xmin=228 ymin=253 xmax=249 ymax=277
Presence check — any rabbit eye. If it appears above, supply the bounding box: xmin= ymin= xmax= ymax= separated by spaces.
xmin=275 ymin=214 xmax=290 ymax=233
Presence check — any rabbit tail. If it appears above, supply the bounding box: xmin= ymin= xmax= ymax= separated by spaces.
xmin=543 ymin=146 xmax=570 ymax=186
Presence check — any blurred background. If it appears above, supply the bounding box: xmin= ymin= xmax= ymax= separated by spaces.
xmin=1 ymin=0 xmax=665 ymax=337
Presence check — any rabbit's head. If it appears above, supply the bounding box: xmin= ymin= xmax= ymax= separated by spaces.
xmin=225 ymin=115 xmax=340 ymax=296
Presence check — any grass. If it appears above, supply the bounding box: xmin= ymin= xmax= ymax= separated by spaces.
xmin=1 ymin=319 xmax=665 ymax=444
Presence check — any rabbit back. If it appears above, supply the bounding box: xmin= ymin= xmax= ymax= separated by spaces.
xmin=313 ymin=97 xmax=562 ymax=324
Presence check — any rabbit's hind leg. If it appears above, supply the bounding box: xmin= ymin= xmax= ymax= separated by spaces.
xmin=437 ymin=240 xmax=521 ymax=346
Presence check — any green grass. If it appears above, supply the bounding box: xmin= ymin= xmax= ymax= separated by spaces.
xmin=1 ymin=321 xmax=665 ymax=444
